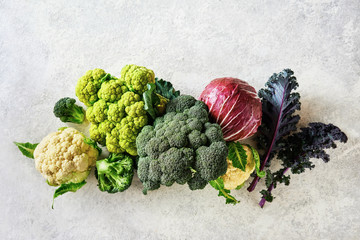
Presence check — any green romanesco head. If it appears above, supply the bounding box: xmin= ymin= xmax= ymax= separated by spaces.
xmin=119 ymin=91 xmax=142 ymax=107
xmin=75 ymin=69 xmax=109 ymax=106
xmin=86 ymin=99 xmax=108 ymax=124
xmin=125 ymin=101 xmax=146 ymax=117
xmin=121 ymin=64 xmax=155 ymax=94
xmin=105 ymin=127 xmax=124 ymax=154
xmin=89 ymin=120 xmax=115 ymax=146
xmin=98 ymin=79 xmax=128 ymax=103
xmin=75 ymin=65 xmax=155 ymax=156
xmin=107 ymin=102 xmax=126 ymax=123
xmin=117 ymin=117 xmax=146 ymax=156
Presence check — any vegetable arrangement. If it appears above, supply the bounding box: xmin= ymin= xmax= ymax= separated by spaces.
xmin=14 ymin=65 xmax=347 ymax=208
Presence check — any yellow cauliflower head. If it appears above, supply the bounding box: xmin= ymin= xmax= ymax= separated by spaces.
xmin=221 ymin=145 xmax=255 ymax=190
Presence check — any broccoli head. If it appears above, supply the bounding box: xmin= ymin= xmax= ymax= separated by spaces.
xmin=53 ymin=97 xmax=85 ymax=124
xmin=136 ymin=95 xmax=228 ymax=194
xmin=95 ymin=153 xmax=134 ymax=193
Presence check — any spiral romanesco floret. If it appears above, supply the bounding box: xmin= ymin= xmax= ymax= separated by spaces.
xmin=86 ymin=99 xmax=108 ymax=123
xmin=75 ymin=69 xmax=109 ymax=106
xmin=97 ymin=79 xmax=128 ymax=102
xmin=120 ymin=64 xmax=155 ymax=94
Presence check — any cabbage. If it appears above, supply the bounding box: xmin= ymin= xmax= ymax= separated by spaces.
xmin=199 ymin=77 xmax=262 ymax=141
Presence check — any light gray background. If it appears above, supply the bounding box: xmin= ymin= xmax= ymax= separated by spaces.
xmin=1 ymin=0 xmax=359 ymax=239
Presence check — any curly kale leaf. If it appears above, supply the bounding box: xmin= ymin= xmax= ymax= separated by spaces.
xmin=248 ymin=69 xmax=300 ymax=192
xmin=259 ymin=122 xmax=348 ymax=207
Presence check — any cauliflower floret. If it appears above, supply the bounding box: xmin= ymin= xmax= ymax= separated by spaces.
xmin=33 ymin=127 xmax=99 ymax=186
xmin=221 ymin=145 xmax=255 ymax=190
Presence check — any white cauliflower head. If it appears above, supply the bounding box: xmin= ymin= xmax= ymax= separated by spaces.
xmin=34 ymin=127 xmax=99 ymax=186
xmin=221 ymin=145 xmax=255 ymax=190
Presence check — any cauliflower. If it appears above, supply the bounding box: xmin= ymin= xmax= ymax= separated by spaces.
xmin=221 ymin=145 xmax=255 ymax=190
xmin=33 ymin=127 xmax=100 ymax=186
xmin=76 ymin=65 xmax=154 ymax=156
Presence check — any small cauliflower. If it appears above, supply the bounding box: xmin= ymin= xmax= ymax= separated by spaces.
xmin=33 ymin=127 xmax=100 ymax=186
xmin=221 ymin=145 xmax=255 ymax=190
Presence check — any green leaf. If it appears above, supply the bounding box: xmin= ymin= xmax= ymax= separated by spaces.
xmin=235 ymin=183 xmax=245 ymax=190
xmin=143 ymin=83 xmax=160 ymax=119
xmin=83 ymin=136 xmax=102 ymax=155
xmin=228 ymin=142 xmax=247 ymax=172
xmin=209 ymin=178 xmax=240 ymax=205
xmin=247 ymin=145 xmax=265 ymax=178
xmin=14 ymin=142 xmax=39 ymax=159
xmin=52 ymin=181 xmax=86 ymax=209
xmin=154 ymin=78 xmax=180 ymax=100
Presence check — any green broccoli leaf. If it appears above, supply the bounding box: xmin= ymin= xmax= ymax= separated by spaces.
xmin=154 ymin=78 xmax=180 ymax=100
xmin=14 ymin=142 xmax=39 ymax=159
xmin=83 ymin=136 xmax=102 ymax=155
xmin=227 ymin=142 xmax=247 ymax=172
xmin=52 ymin=181 xmax=86 ymax=209
xmin=143 ymin=83 xmax=161 ymax=119
xmin=209 ymin=178 xmax=240 ymax=205
xmin=247 ymin=145 xmax=265 ymax=178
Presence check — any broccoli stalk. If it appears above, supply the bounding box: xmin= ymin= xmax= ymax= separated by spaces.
xmin=95 ymin=153 xmax=134 ymax=193
xmin=53 ymin=97 xmax=85 ymax=124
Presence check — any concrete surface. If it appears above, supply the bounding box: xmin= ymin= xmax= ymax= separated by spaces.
xmin=0 ymin=0 xmax=359 ymax=239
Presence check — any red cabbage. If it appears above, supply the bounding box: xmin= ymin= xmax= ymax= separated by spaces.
xmin=199 ymin=78 xmax=262 ymax=141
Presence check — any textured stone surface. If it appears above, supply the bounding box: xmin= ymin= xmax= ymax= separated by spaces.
xmin=1 ymin=0 xmax=359 ymax=239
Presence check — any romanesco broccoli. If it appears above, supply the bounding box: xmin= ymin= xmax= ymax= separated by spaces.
xmin=75 ymin=65 xmax=154 ymax=156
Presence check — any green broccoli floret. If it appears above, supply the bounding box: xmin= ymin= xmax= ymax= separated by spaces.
xmin=136 ymin=95 xmax=228 ymax=194
xmin=188 ymin=172 xmax=208 ymax=190
xmin=121 ymin=64 xmax=155 ymax=94
xmin=166 ymin=95 xmax=197 ymax=113
xmin=53 ymin=97 xmax=85 ymax=124
xmin=195 ymin=141 xmax=228 ymax=181
xmin=95 ymin=153 xmax=134 ymax=193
